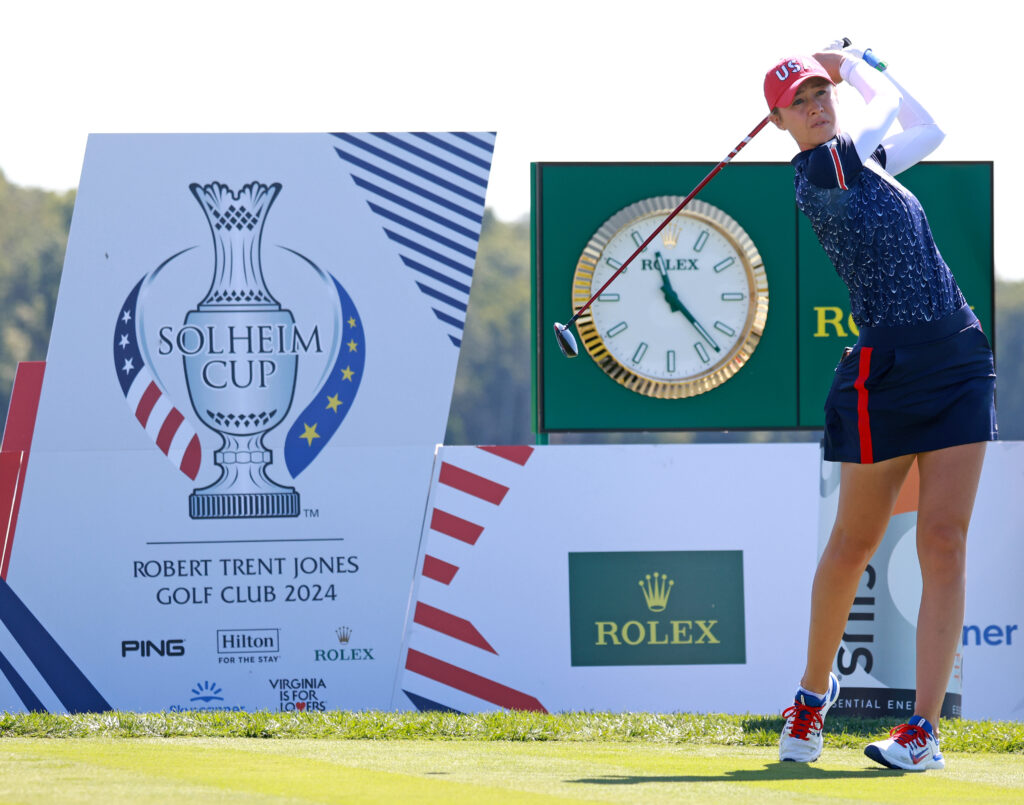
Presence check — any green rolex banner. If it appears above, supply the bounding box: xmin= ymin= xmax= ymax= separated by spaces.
xmin=568 ymin=550 xmax=746 ymax=667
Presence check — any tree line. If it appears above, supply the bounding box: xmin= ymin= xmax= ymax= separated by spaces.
xmin=1 ymin=173 xmax=1021 ymax=444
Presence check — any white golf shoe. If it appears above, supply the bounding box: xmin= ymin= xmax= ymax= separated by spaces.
xmin=778 ymin=672 xmax=840 ymax=762
xmin=864 ymin=715 xmax=945 ymax=771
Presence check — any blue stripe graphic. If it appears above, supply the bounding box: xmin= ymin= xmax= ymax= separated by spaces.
xmin=416 ymin=283 xmax=467 ymax=312
xmin=333 ymin=146 xmax=481 ymax=222
xmin=331 ymin=132 xmax=494 ymax=349
xmin=368 ymin=203 xmax=478 ymax=259
xmin=452 ymin=132 xmax=495 ymax=152
xmin=332 ymin=133 xmax=485 ymax=206
xmin=352 ymin=176 xmax=478 ymax=240
xmin=411 ymin=133 xmax=492 ymax=171
xmin=400 ymin=257 xmax=471 ymax=294
xmin=384 ymin=230 xmax=474 ymax=277
xmin=0 ymin=647 xmax=47 ymax=712
xmin=0 ymin=579 xmax=110 ymax=713
xmin=432 ymin=309 xmax=465 ymax=329
xmin=334 ymin=148 xmax=480 ymax=223
xmin=404 ymin=689 xmax=463 ymax=713
xmin=371 ymin=132 xmax=489 ymax=188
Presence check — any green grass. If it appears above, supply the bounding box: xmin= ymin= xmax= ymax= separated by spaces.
xmin=1 ymin=710 xmax=1022 ymax=752
xmin=2 ymin=712 xmax=1021 ymax=803
xmin=2 ymin=739 xmax=1023 ymax=804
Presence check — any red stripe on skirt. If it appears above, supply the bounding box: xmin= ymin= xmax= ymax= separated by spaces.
xmin=854 ymin=347 xmax=874 ymax=464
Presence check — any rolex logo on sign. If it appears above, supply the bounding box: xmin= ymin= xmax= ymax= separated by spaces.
xmin=568 ymin=550 xmax=746 ymax=667
xmin=639 ymin=572 xmax=674 ymax=612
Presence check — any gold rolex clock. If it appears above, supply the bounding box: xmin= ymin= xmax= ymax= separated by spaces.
xmin=572 ymin=197 xmax=768 ymax=399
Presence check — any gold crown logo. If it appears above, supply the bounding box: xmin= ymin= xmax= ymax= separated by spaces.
xmin=336 ymin=626 xmax=352 ymax=644
xmin=661 ymin=224 xmax=681 ymax=249
xmin=638 ymin=572 xmax=674 ymax=612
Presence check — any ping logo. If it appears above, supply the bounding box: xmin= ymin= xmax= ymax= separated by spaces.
xmin=568 ymin=551 xmax=746 ymax=667
xmin=121 ymin=638 xmax=185 ymax=658
xmin=639 ymin=572 xmax=674 ymax=612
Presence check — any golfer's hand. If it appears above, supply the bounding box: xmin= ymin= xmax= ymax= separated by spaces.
xmin=813 ymin=51 xmax=845 ymax=84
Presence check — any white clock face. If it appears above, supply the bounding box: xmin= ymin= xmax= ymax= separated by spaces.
xmin=573 ymin=198 xmax=768 ymax=398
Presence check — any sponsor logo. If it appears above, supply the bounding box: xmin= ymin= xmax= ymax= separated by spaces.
xmin=121 ymin=638 xmax=185 ymax=658
xmin=217 ymin=628 xmax=281 ymax=664
xmin=191 ymin=680 xmax=224 ymax=703
xmin=962 ymin=623 xmax=1019 ymax=646
xmin=168 ymin=680 xmax=245 ymax=712
xmin=217 ymin=629 xmax=280 ymax=653
xmin=909 ymin=746 xmax=931 ymax=765
xmin=270 ymin=677 xmax=327 ymax=712
xmin=314 ymin=626 xmax=374 ymax=662
xmin=568 ymin=551 xmax=746 ymax=667
xmin=112 ymin=181 xmax=365 ymax=520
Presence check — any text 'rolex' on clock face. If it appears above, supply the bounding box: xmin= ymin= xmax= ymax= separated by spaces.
xmin=572 ymin=197 xmax=768 ymax=399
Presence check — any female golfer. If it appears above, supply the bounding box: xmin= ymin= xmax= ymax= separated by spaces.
xmin=765 ymin=46 xmax=997 ymax=770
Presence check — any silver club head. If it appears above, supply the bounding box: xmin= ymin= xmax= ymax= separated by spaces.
xmin=553 ymin=322 xmax=579 ymax=358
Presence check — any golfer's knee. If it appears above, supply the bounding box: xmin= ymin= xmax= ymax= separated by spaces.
xmin=826 ymin=524 xmax=881 ymax=568
xmin=917 ymin=520 xmax=967 ymax=579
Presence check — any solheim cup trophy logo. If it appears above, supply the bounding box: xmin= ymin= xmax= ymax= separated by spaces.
xmin=185 ymin=182 xmax=298 ymax=518
xmin=113 ymin=180 xmax=366 ymax=521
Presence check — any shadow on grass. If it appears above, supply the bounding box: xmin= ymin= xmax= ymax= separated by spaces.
xmin=570 ymin=762 xmax=907 ymax=785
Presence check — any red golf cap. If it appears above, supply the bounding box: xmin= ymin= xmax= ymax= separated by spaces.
xmin=764 ymin=56 xmax=834 ymax=110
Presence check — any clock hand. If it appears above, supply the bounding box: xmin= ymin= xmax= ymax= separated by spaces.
xmin=655 ymin=257 xmax=721 ymax=353
xmin=655 ymin=254 xmax=685 ymax=314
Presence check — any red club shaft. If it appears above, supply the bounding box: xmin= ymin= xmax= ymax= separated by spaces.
xmin=564 ymin=116 xmax=771 ymax=328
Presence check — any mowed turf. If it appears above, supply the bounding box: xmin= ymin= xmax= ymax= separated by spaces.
xmin=2 ymin=739 xmax=1023 ymax=804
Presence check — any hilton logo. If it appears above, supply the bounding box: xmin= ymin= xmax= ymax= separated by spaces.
xmin=217 ymin=629 xmax=279 ymax=654
xmin=568 ymin=551 xmax=746 ymax=667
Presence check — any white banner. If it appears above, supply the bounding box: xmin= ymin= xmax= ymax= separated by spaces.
xmin=396 ymin=442 xmax=1024 ymax=719
xmin=395 ymin=443 xmax=821 ymax=714
xmin=0 ymin=132 xmax=495 ymax=713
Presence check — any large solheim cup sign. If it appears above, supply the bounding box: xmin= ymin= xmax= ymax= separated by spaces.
xmin=0 ymin=133 xmax=494 ymax=714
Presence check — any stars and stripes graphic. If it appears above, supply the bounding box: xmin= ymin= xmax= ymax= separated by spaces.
xmin=331 ymin=132 xmax=495 ymax=349
xmin=401 ymin=445 xmax=546 ymax=713
xmin=113 ymin=280 xmax=203 ymax=480
xmin=284 ymin=275 xmax=365 ymax=478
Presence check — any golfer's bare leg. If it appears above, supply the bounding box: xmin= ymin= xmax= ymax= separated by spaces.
xmin=914 ymin=442 xmax=986 ymax=727
xmin=800 ymin=454 xmax=916 ymax=694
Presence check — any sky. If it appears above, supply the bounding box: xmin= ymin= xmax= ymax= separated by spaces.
xmin=2 ymin=1 xmax=1020 ymax=279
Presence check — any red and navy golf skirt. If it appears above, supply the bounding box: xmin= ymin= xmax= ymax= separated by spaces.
xmin=823 ymin=304 xmax=997 ymax=464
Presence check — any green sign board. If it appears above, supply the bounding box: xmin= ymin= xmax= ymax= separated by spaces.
xmin=567 ymin=550 xmax=746 ymax=667
xmin=533 ymin=162 xmax=993 ymax=432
